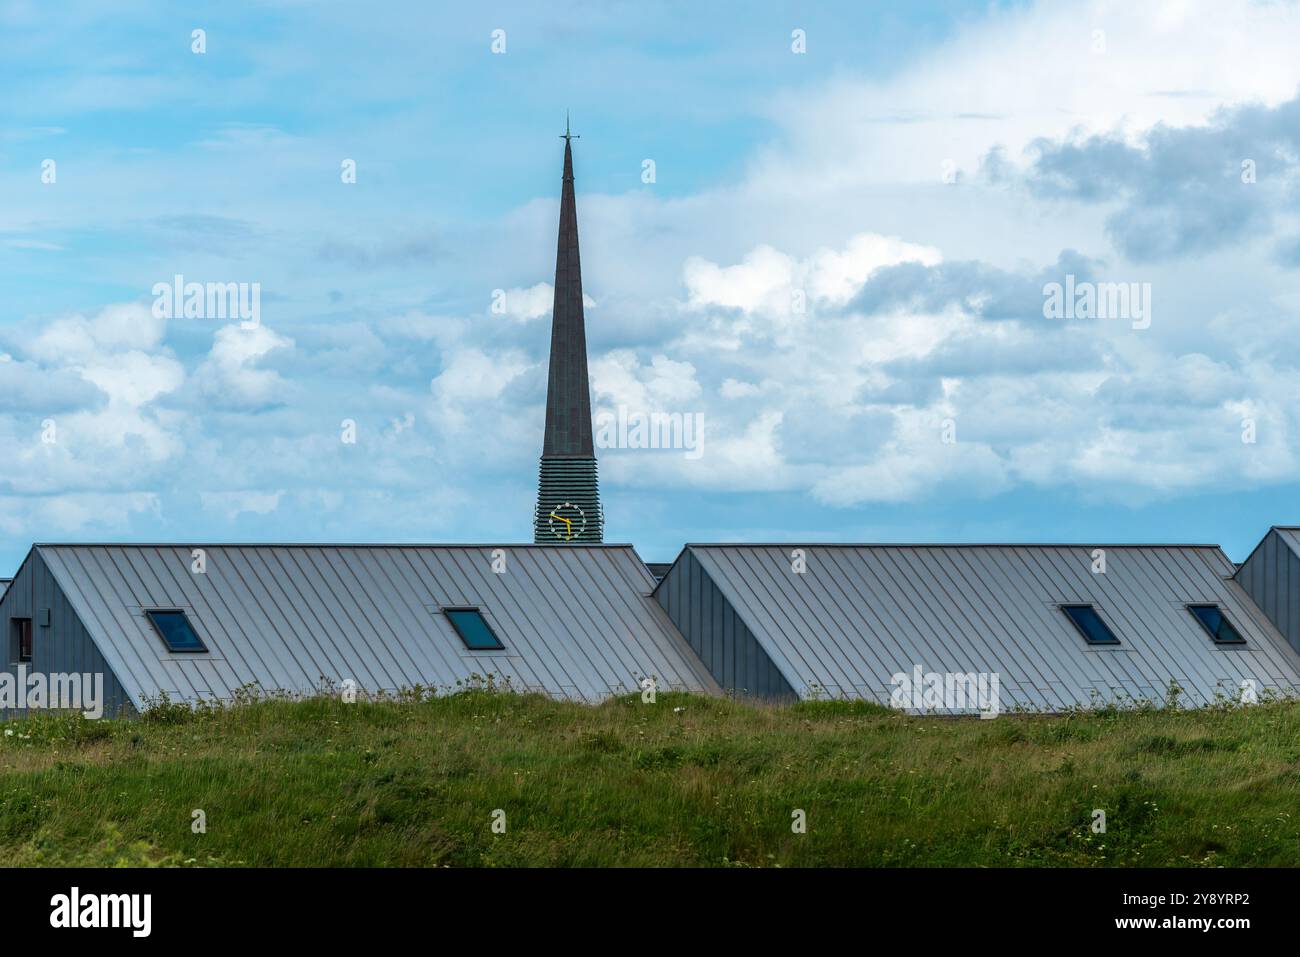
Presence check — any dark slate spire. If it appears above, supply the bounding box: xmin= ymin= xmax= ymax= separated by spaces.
xmin=542 ymin=117 xmax=594 ymax=458
xmin=535 ymin=118 xmax=603 ymax=543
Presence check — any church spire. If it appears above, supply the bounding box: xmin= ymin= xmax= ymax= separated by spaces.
xmin=534 ymin=120 xmax=603 ymax=543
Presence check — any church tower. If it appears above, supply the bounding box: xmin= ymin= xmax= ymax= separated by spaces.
xmin=534 ymin=120 xmax=603 ymax=543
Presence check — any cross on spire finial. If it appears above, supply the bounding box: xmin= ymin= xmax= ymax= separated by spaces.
xmin=561 ymin=111 xmax=579 ymax=143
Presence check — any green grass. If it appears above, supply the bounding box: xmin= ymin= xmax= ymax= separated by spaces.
xmin=1 ymin=691 xmax=1298 ymax=866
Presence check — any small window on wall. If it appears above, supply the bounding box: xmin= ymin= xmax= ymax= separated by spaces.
xmin=145 ymin=610 xmax=208 ymax=652
xmin=1187 ymin=605 xmax=1247 ymax=645
xmin=12 ymin=619 xmax=32 ymax=662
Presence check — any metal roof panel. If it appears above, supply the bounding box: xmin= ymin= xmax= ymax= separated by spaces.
xmin=36 ymin=544 xmax=719 ymax=709
xmin=684 ymin=544 xmax=1300 ymax=710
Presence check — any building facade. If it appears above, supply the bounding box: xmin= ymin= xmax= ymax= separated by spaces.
xmin=653 ymin=542 xmax=1300 ymax=711
xmin=0 ymin=544 xmax=718 ymax=717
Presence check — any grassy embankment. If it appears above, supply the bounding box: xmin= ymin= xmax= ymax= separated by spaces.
xmin=0 ymin=689 xmax=1296 ymax=866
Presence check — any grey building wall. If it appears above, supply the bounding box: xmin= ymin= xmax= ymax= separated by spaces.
xmin=1236 ymin=527 xmax=1300 ymax=656
xmin=0 ymin=550 xmax=134 ymax=719
xmin=653 ymin=548 xmax=795 ymax=699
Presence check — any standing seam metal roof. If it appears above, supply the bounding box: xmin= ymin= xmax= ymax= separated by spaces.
xmin=36 ymin=544 xmax=720 ymax=709
xmin=1273 ymin=527 xmax=1300 ymax=555
xmin=676 ymin=544 xmax=1300 ymax=710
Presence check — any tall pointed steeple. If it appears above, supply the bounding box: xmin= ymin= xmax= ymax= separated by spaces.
xmin=534 ymin=118 xmax=603 ymax=543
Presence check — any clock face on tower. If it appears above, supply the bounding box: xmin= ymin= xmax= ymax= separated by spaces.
xmin=547 ymin=502 xmax=586 ymax=542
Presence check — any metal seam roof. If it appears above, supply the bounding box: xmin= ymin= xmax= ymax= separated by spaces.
xmin=35 ymin=544 xmax=719 ymax=709
xmin=1274 ymin=528 xmax=1300 ymax=556
xmin=682 ymin=544 xmax=1300 ymax=710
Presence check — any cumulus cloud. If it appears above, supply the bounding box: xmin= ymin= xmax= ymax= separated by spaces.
xmin=497 ymin=283 xmax=553 ymax=321
xmin=753 ymin=0 xmax=1300 ymax=193
xmin=685 ymin=234 xmax=941 ymax=317
xmin=850 ymin=250 xmax=1103 ymax=322
xmin=493 ymin=283 xmax=595 ymax=322
xmin=0 ymin=303 xmax=187 ymax=504
xmin=24 ymin=301 xmax=168 ymax=363
xmin=997 ymin=94 xmax=1300 ymax=262
xmin=589 ymin=225 xmax=1300 ymax=506
xmin=591 ymin=351 xmax=702 ymax=411
xmin=429 ymin=346 xmax=531 ymax=431
xmin=193 ymin=324 xmax=294 ymax=409
xmin=0 ymin=354 xmax=102 ymax=411
xmin=811 ymin=412 xmax=1011 ymax=506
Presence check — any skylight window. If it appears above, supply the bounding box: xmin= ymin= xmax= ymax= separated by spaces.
xmin=145 ymin=609 xmax=207 ymax=652
xmin=1187 ymin=605 xmax=1246 ymax=645
xmin=1061 ymin=604 xmax=1120 ymax=646
xmin=445 ymin=608 xmax=504 ymax=651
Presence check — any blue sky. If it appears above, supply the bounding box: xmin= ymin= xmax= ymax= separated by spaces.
xmin=3 ymin=0 xmax=1300 ymax=569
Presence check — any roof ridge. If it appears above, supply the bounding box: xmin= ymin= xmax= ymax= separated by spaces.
xmin=683 ymin=542 xmax=1225 ymax=549
xmin=33 ymin=542 xmax=639 ymax=549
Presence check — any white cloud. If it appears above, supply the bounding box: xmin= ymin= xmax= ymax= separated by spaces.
xmin=806 ymin=234 xmax=943 ymax=305
xmin=684 ymin=245 xmax=796 ymax=314
xmin=493 ymin=282 xmax=595 ymax=322
xmin=754 ymin=0 xmax=1300 ymax=192
xmin=590 ymin=225 xmax=1300 ymax=505
xmin=720 ymin=378 xmax=761 ymax=399
xmin=200 ymin=489 xmax=285 ymax=520
xmin=1 ymin=303 xmax=188 ymax=499
xmin=79 ymin=351 xmax=184 ymax=408
xmin=429 ymin=346 xmax=531 ymax=431
xmin=682 ymin=233 xmax=943 ymax=351
xmin=497 ymin=283 xmax=551 ymax=321
xmin=0 ymin=493 xmax=159 ymax=537
xmin=591 ymin=351 xmax=702 ymax=411
xmin=194 ymin=323 xmax=294 ymax=408
xmin=26 ymin=302 xmax=167 ymax=363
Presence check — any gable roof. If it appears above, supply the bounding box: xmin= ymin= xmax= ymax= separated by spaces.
xmin=35 ymin=543 xmax=719 ymax=709
xmin=1231 ymin=525 xmax=1300 ymax=574
xmin=671 ymin=543 xmax=1300 ymax=709
xmin=1273 ymin=527 xmax=1300 ymax=556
